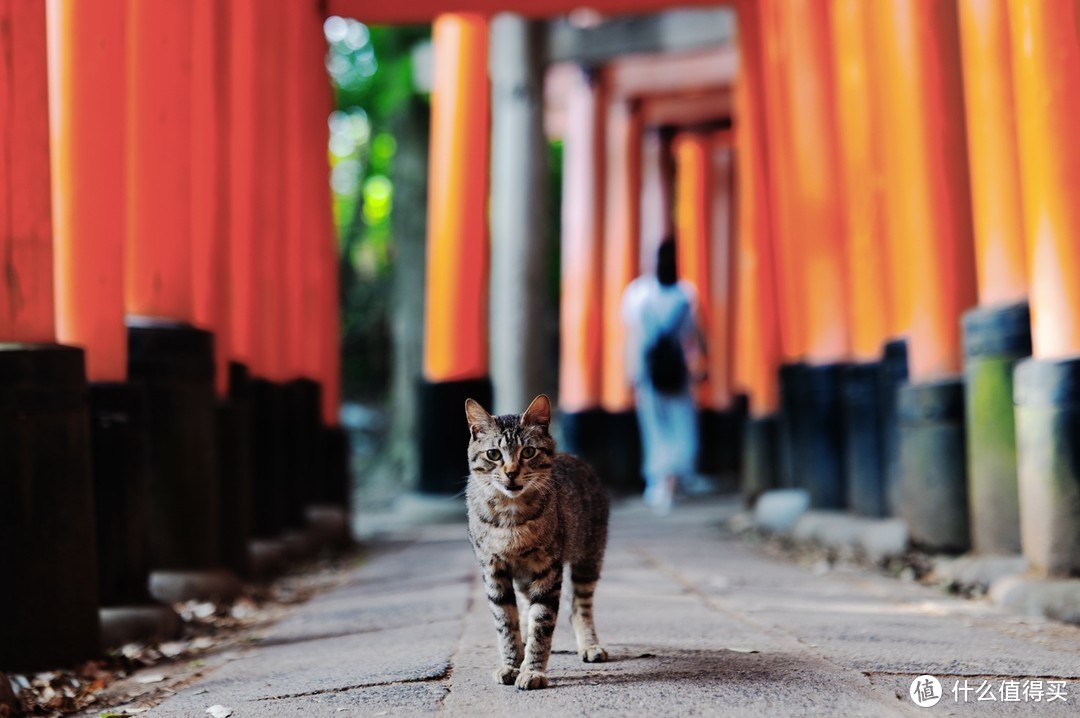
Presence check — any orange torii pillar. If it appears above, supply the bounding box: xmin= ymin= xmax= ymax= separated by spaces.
xmin=126 ymin=0 xmax=238 ymax=598
xmin=869 ymin=0 xmax=978 ymax=551
xmin=420 ymin=14 xmax=492 ymax=494
xmin=958 ymin=0 xmax=1031 ymax=557
xmin=829 ymin=0 xmax=894 ymax=517
xmin=299 ymin=9 xmax=349 ymax=536
xmin=50 ymin=0 xmax=180 ymax=647
xmin=638 ymin=126 xmax=674 ymax=275
xmin=758 ymin=0 xmax=807 ymax=494
xmin=558 ymin=64 xmax=608 ymax=479
xmin=733 ymin=0 xmax=783 ymax=502
xmin=601 ymin=97 xmax=642 ymax=489
xmin=1010 ymin=0 xmax=1080 ymax=576
xmin=763 ymin=0 xmax=852 ymax=509
xmin=672 ymin=130 xmax=744 ymax=477
xmin=286 ymin=0 xmax=347 ymax=536
xmin=0 ymin=0 xmax=99 ymax=670
xmin=190 ymin=0 xmax=256 ymax=578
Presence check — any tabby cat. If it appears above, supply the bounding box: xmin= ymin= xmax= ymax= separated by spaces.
xmin=464 ymin=394 xmax=610 ymax=690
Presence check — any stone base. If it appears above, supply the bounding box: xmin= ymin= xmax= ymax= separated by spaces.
xmin=306 ymin=505 xmax=353 ymax=548
xmin=100 ymin=605 xmax=183 ymax=649
xmin=898 ymin=378 xmax=970 ymax=553
xmin=249 ymin=539 xmax=289 ymax=579
xmin=1014 ymin=356 xmax=1080 ymax=577
xmin=990 ymin=575 xmax=1080 ymax=625
xmin=962 ymin=301 xmax=1030 ymax=555
xmin=148 ymin=569 xmax=242 ymax=604
xmin=418 ymin=377 xmax=493 ymax=494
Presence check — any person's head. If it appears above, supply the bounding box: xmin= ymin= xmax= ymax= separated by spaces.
xmin=656 ymin=237 xmax=677 ymax=286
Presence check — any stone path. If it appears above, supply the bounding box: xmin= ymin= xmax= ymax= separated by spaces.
xmin=144 ymin=497 xmax=1080 ymax=717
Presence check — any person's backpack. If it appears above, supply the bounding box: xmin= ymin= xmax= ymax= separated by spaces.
xmin=645 ymin=301 xmax=689 ymax=395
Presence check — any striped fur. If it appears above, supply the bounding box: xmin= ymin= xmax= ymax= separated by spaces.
xmin=465 ymin=395 xmax=610 ymax=690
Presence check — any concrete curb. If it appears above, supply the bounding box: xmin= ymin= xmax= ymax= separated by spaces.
xmin=100 ymin=605 xmax=183 ymax=649
xmin=148 ymin=569 xmax=243 ymax=604
xmin=748 ymin=489 xmax=1080 ymax=627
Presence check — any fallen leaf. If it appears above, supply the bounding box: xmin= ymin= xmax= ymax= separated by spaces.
xmin=725 ymin=647 xmax=760 ymax=654
xmin=206 ymin=704 xmax=234 ymax=718
xmin=134 ymin=674 xmax=166 ymax=685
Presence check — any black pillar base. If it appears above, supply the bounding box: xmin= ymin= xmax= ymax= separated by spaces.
xmin=963 ymin=302 xmax=1030 ymax=555
xmin=89 ymin=381 xmax=152 ymax=606
xmin=777 ymin=362 xmax=803 ymax=489
xmin=418 ymin=377 xmax=493 ymax=494
xmin=1014 ymin=356 xmax=1080 ymax=576
xmin=127 ymin=320 xmax=220 ymax=569
xmin=606 ymin=410 xmax=643 ymax=493
xmin=880 ymin=339 xmax=910 ymax=515
xmin=742 ymin=413 xmax=780 ymax=506
xmin=0 ymin=344 xmax=100 ymax=670
xmin=787 ymin=362 xmax=848 ymax=509
xmin=218 ymin=362 xmax=252 ymax=577
xmin=322 ymin=425 xmax=352 ymax=509
xmin=286 ymin=378 xmax=323 ymax=525
xmin=248 ymin=377 xmax=287 ymax=538
xmin=843 ymin=362 xmax=887 ymax=517
xmin=559 ymin=408 xmax=610 ymax=486
xmin=697 ymin=394 xmax=748 ymax=478
xmin=898 ymin=378 xmax=969 ymax=553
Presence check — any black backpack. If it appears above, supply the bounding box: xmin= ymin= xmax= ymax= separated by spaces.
xmin=645 ymin=302 xmax=689 ymax=395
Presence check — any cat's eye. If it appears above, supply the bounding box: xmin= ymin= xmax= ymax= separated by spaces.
xmin=521 ymin=446 xmax=537 ymax=459
xmin=486 ymin=449 xmax=502 ymax=461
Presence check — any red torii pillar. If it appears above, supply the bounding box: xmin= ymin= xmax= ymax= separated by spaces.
xmin=601 ymin=96 xmax=642 ymax=489
xmin=762 ymin=0 xmax=852 ymax=509
xmin=957 ymin=0 xmax=1031 ymax=557
xmin=1010 ymin=0 xmax=1080 ymax=576
xmin=868 ymin=0 xmax=978 ymax=551
xmin=829 ymin=0 xmax=894 ymax=517
xmin=420 ymin=14 xmax=492 ymax=494
xmin=51 ymin=0 xmax=176 ymax=638
xmin=126 ymin=0 xmax=234 ymax=589
xmin=558 ymin=64 xmax=607 ymax=476
xmin=0 ymin=0 xmax=99 ymax=669
xmin=733 ymin=0 xmax=783 ymax=500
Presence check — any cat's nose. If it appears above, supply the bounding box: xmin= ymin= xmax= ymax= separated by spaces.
xmin=505 ymin=465 xmax=519 ymax=480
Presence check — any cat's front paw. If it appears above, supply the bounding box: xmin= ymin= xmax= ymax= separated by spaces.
xmin=515 ymin=670 xmax=549 ymax=690
xmin=492 ymin=666 xmax=519 ymax=685
xmin=579 ymin=645 xmax=608 ymax=663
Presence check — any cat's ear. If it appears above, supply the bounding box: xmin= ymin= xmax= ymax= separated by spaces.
xmin=521 ymin=394 xmax=551 ymax=430
xmin=465 ymin=398 xmax=494 ymax=438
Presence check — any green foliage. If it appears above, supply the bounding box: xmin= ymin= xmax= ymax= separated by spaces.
xmin=325 ymin=18 xmax=431 ymax=401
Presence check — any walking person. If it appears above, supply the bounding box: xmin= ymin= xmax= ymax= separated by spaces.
xmin=621 ymin=238 xmax=706 ymax=513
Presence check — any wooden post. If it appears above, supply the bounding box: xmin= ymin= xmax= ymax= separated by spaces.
xmin=419 ymin=13 xmax=492 ymax=493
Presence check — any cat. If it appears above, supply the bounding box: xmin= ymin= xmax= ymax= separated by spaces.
xmin=464 ymin=394 xmax=610 ymax=690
